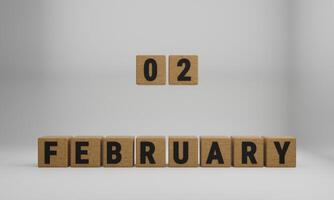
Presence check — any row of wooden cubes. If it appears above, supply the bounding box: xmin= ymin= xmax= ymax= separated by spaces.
xmin=38 ymin=136 xmax=296 ymax=167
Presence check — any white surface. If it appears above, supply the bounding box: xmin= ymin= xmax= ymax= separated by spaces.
xmin=1 ymin=147 xmax=333 ymax=200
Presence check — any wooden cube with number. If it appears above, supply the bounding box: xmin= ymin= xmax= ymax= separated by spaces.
xmin=232 ymin=136 xmax=264 ymax=167
xmin=136 ymin=55 xmax=166 ymax=85
xmin=264 ymin=136 xmax=296 ymax=167
xmin=38 ymin=136 xmax=71 ymax=167
xmin=169 ymin=55 xmax=198 ymax=85
xmin=70 ymin=136 xmax=102 ymax=167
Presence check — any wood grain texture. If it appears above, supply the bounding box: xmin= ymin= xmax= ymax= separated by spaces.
xmin=70 ymin=136 xmax=102 ymax=167
xmin=38 ymin=136 xmax=71 ymax=167
xmin=232 ymin=136 xmax=264 ymax=167
xmin=168 ymin=136 xmax=198 ymax=167
xmin=169 ymin=55 xmax=198 ymax=85
xmin=264 ymin=136 xmax=296 ymax=167
xmin=136 ymin=55 xmax=166 ymax=85
xmin=200 ymin=136 xmax=231 ymax=167
xmin=136 ymin=136 xmax=166 ymax=167
xmin=103 ymin=136 xmax=134 ymax=167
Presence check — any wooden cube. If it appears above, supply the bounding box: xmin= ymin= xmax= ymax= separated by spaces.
xmin=136 ymin=136 xmax=166 ymax=167
xmin=136 ymin=55 xmax=166 ymax=85
xmin=38 ymin=136 xmax=71 ymax=167
xmin=169 ymin=136 xmax=198 ymax=167
xmin=200 ymin=136 xmax=231 ymax=167
xmin=232 ymin=136 xmax=264 ymax=167
xmin=70 ymin=136 xmax=102 ymax=167
xmin=264 ymin=136 xmax=296 ymax=167
xmin=169 ymin=55 xmax=198 ymax=85
xmin=103 ymin=136 xmax=134 ymax=167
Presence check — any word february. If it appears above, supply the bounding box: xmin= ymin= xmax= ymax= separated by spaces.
xmin=38 ymin=136 xmax=296 ymax=168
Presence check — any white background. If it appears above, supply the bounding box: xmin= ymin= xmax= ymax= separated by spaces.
xmin=0 ymin=0 xmax=334 ymax=199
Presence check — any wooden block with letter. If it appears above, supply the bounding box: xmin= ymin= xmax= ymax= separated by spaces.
xmin=38 ymin=136 xmax=71 ymax=167
xmin=103 ymin=136 xmax=134 ymax=167
xmin=264 ymin=136 xmax=296 ymax=167
xmin=200 ymin=136 xmax=231 ymax=167
xmin=169 ymin=55 xmax=198 ymax=85
xmin=136 ymin=136 xmax=166 ymax=167
xmin=136 ymin=55 xmax=166 ymax=85
xmin=70 ymin=136 xmax=102 ymax=167
xmin=169 ymin=136 xmax=198 ymax=167
xmin=232 ymin=136 xmax=264 ymax=167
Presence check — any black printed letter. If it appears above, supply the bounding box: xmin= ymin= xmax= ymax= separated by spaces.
xmin=274 ymin=141 xmax=290 ymax=164
xmin=76 ymin=141 xmax=89 ymax=164
xmin=206 ymin=142 xmax=224 ymax=164
xmin=107 ymin=141 xmax=122 ymax=164
xmin=44 ymin=141 xmax=57 ymax=164
xmin=242 ymin=142 xmax=257 ymax=164
xmin=173 ymin=142 xmax=189 ymax=164
xmin=140 ymin=142 xmax=156 ymax=164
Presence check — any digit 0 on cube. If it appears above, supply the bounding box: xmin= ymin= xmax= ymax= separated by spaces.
xmin=136 ymin=55 xmax=166 ymax=85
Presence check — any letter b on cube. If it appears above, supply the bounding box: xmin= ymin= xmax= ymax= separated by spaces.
xmin=103 ymin=136 xmax=134 ymax=167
